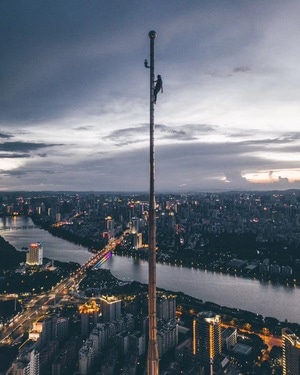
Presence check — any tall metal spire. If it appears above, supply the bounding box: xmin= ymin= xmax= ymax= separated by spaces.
xmin=145 ymin=30 xmax=159 ymax=375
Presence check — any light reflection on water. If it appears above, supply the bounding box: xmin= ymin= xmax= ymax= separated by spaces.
xmin=0 ymin=216 xmax=91 ymax=265
xmin=99 ymin=253 xmax=300 ymax=323
xmin=1 ymin=216 xmax=299 ymax=323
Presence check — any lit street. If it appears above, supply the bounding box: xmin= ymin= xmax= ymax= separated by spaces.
xmin=0 ymin=235 xmax=122 ymax=345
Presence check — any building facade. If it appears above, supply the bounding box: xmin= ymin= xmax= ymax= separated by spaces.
xmin=282 ymin=327 xmax=300 ymax=375
xmin=26 ymin=242 xmax=43 ymax=266
xmin=100 ymin=295 xmax=122 ymax=323
xmin=193 ymin=311 xmax=221 ymax=374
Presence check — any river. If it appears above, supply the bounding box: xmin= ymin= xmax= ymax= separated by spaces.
xmin=0 ymin=216 xmax=299 ymax=324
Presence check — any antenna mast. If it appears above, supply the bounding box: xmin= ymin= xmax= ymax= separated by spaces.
xmin=145 ymin=30 xmax=159 ymax=375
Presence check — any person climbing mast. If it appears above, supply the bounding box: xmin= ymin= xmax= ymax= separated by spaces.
xmin=153 ymin=75 xmax=163 ymax=104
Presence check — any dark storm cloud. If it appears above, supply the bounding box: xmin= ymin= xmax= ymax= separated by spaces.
xmin=206 ymin=70 xmax=233 ymax=78
xmin=268 ymin=144 xmax=300 ymax=154
xmin=282 ymin=132 xmax=300 ymax=141
xmin=104 ymin=125 xmax=148 ymax=139
xmin=229 ymin=130 xmax=255 ymax=138
xmin=0 ymin=132 xmax=12 ymax=139
xmin=158 ymin=126 xmax=194 ymax=141
xmin=154 ymin=140 xmax=296 ymax=177
xmin=1 ymin=1 xmax=300 ymax=191
xmin=238 ymin=133 xmax=300 ymax=152
xmin=0 ymin=142 xmax=62 ymax=153
xmin=226 ymin=131 xmax=300 ymax=146
xmin=104 ymin=123 xmax=216 ymax=145
xmin=0 ymin=2 xmax=129 ymax=123
xmin=0 ymin=153 xmax=31 ymax=159
xmin=184 ymin=124 xmax=216 ymax=133
xmin=1 ymin=168 xmax=56 ymax=177
xmin=102 ymin=125 xmax=148 ymax=146
xmin=156 ymin=142 xmax=247 ymax=168
xmin=233 ymin=66 xmax=250 ymax=73
xmin=206 ymin=66 xmax=251 ymax=79
xmin=158 ymin=124 xmax=216 ymax=141
xmin=242 ymin=137 xmax=295 ymax=146
xmin=74 ymin=126 xmax=94 ymax=131
xmin=1 ymin=1 xmax=256 ymax=125
xmin=1 ymin=1 xmax=198 ymax=124
xmin=3 ymin=135 xmax=299 ymax=191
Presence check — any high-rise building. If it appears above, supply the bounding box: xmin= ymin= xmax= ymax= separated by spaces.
xmin=53 ymin=316 xmax=69 ymax=341
xmin=39 ymin=341 xmax=59 ymax=375
xmin=282 ymin=327 xmax=300 ymax=375
xmin=157 ymin=319 xmax=178 ymax=357
xmin=32 ymin=316 xmax=52 ymax=347
xmin=130 ymin=217 xmax=139 ymax=234
xmin=78 ymin=344 xmax=94 ymax=375
xmin=26 ymin=242 xmax=43 ymax=266
xmin=79 ymin=300 xmax=100 ymax=337
xmin=106 ymin=216 xmax=115 ymax=239
xmin=100 ymin=295 xmax=122 ymax=323
xmin=193 ymin=311 xmax=221 ymax=375
xmin=168 ymin=211 xmax=176 ymax=230
xmin=130 ymin=331 xmax=146 ymax=356
xmin=96 ymin=322 xmax=117 ymax=350
xmin=222 ymin=327 xmax=237 ymax=351
xmin=133 ymin=232 xmax=143 ymax=250
xmin=52 ymin=337 xmax=79 ymax=375
xmin=11 ymin=343 xmax=39 ymax=375
xmin=157 ymin=294 xmax=176 ymax=322
xmin=30 ymin=314 xmax=69 ymax=348
xmin=115 ymin=330 xmax=130 ymax=356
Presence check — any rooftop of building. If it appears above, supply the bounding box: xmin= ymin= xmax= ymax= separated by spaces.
xmin=233 ymin=343 xmax=252 ymax=356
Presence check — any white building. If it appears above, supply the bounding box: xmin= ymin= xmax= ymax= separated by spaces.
xmin=133 ymin=233 xmax=142 ymax=250
xmin=26 ymin=242 xmax=43 ymax=266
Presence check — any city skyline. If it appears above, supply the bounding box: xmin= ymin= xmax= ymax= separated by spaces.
xmin=1 ymin=1 xmax=300 ymax=192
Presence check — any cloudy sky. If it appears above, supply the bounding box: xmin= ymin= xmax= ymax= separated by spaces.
xmin=1 ymin=1 xmax=300 ymax=192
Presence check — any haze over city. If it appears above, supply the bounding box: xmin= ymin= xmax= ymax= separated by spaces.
xmin=1 ymin=1 xmax=300 ymax=192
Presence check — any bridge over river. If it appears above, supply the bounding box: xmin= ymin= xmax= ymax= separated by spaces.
xmin=0 ymin=235 xmax=119 ymax=345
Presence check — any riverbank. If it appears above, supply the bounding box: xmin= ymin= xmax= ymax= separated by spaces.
xmin=30 ymin=213 xmax=299 ymax=288
xmin=2 ymin=215 xmax=299 ymax=325
xmin=0 ymin=236 xmax=25 ymax=270
xmin=114 ymin=244 xmax=299 ymax=287
xmin=81 ymin=267 xmax=300 ymax=338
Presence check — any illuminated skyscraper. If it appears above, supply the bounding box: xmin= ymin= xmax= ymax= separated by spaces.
xmin=106 ymin=216 xmax=115 ymax=239
xmin=26 ymin=242 xmax=43 ymax=266
xmin=193 ymin=311 xmax=221 ymax=375
xmin=133 ymin=232 xmax=143 ymax=249
xmin=282 ymin=327 xmax=300 ymax=375
xmin=130 ymin=217 xmax=139 ymax=234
